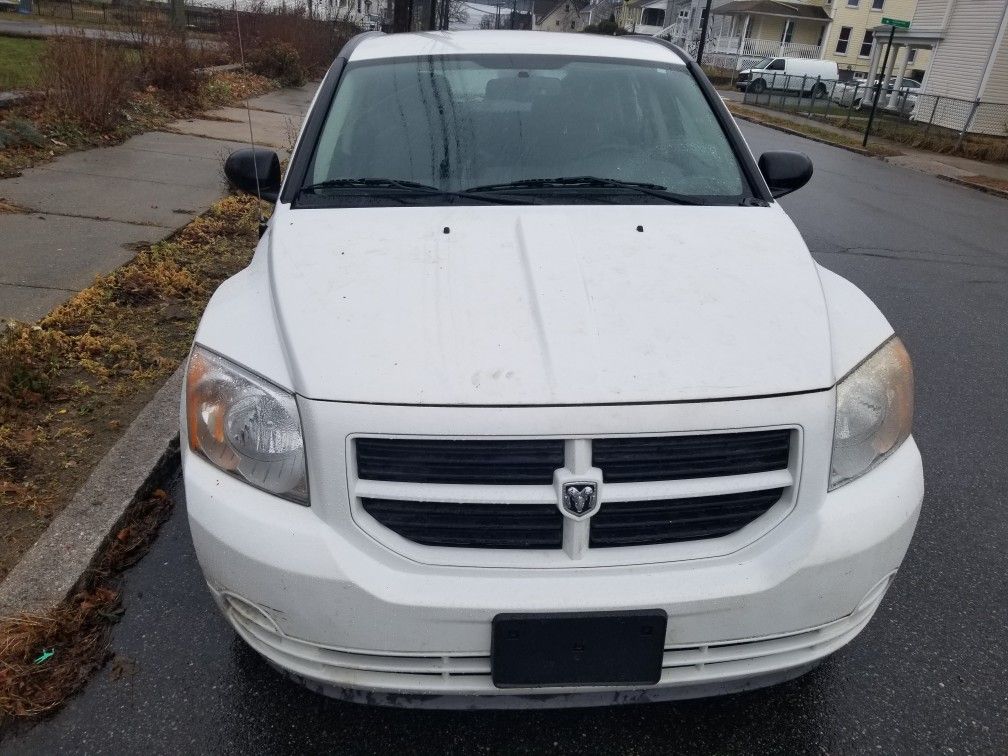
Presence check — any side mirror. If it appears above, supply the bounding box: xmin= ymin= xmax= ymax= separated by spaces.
xmin=758 ymin=150 xmax=813 ymax=198
xmin=224 ymin=148 xmax=282 ymax=203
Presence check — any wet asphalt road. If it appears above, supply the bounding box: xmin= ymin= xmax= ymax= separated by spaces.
xmin=4 ymin=121 xmax=1008 ymax=754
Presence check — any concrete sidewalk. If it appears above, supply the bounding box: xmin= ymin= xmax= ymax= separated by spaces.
xmin=0 ymin=82 xmax=316 ymax=323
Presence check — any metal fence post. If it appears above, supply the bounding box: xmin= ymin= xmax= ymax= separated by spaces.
xmin=924 ymin=95 xmax=939 ymax=134
xmin=795 ymin=75 xmax=806 ymax=114
xmin=807 ymin=75 xmax=820 ymax=117
xmin=955 ymin=99 xmax=981 ymax=150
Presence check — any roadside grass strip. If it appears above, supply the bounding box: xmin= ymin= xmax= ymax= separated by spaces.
xmin=0 ymin=488 xmax=172 ymax=723
xmin=0 ymin=193 xmax=263 ymax=580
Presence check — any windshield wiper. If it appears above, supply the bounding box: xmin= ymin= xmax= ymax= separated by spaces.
xmin=298 ymin=178 xmax=534 ymax=204
xmin=463 ymin=176 xmax=706 ymax=205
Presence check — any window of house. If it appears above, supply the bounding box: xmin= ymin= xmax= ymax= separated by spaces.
xmin=871 ymin=0 xmax=884 ymax=8
xmin=847 ymin=0 xmax=858 ymax=7
xmin=642 ymin=8 xmax=665 ymax=25
xmin=555 ymin=19 xmax=559 ymax=24
xmin=781 ymin=19 xmax=795 ymax=44
xmin=565 ymin=3 xmax=570 ymax=10
xmin=836 ymin=26 xmax=852 ymax=54
xmin=907 ymin=48 xmax=917 ymax=62
xmin=859 ymin=29 xmax=874 ymax=57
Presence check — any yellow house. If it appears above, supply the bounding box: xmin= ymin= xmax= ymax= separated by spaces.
xmin=822 ymin=0 xmax=930 ymax=80
xmin=710 ymin=1 xmax=833 ymax=66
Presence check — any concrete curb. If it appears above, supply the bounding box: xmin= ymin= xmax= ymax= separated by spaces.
xmin=936 ymin=174 xmax=1008 ymax=201
xmin=0 ymin=365 xmax=184 ymax=617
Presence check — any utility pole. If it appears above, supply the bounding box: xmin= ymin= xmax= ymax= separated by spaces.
xmin=694 ymin=0 xmax=713 ymax=64
xmin=170 ymin=0 xmax=186 ymax=29
xmin=392 ymin=0 xmax=410 ymax=30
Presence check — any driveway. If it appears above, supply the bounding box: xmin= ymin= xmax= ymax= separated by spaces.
xmin=3 ymin=121 xmax=1007 ymax=754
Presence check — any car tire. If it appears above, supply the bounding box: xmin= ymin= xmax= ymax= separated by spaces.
xmin=749 ymin=78 xmax=766 ymax=94
xmin=811 ymin=82 xmax=827 ymax=98
xmin=853 ymin=97 xmax=864 ymax=110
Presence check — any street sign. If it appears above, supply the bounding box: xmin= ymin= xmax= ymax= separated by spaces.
xmin=882 ymin=17 xmax=911 ymax=28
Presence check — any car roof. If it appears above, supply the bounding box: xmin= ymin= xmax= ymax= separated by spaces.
xmin=348 ymin=30 xmax=686 ymax=66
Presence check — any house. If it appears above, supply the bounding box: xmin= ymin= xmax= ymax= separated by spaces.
xmin=622 ymin=0 xmax=668 ymax=34
xmin=329 ymin=0 xmax=389 ymax=29
xmin=535 ymin=0 xmax=589 ymax=30
xmin=707 ymin=0 xmax=832 ymax=67
xmin=821 ymin=0 xmax=929 ymax=81
xmin=874 ymin=0 xmax=1008 ymax=133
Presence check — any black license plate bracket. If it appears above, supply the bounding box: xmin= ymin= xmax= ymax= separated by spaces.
xmin=491 ymin=610 xmax=667 ymax=688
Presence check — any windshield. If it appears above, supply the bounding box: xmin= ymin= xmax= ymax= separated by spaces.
xmin=752 ymin=58 xmax=773 ymax=70
xmin=298 ymin=54 xmax=747 ymax=206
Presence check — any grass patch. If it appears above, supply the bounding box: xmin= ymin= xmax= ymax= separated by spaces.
xmin=727 ymin=102 xmax=901 ymax=157
xmin=0 ymin=193 xmax=264 ymax=580
xmin=0 ymin=36 xmax=45 ymax=90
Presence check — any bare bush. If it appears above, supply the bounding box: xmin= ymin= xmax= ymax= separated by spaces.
xmin=134 ymin=29 xmax=202 ymax=99
xmin=40 ymin=33 xmax=136 ymax=130
xmin=228 ymin=2 xmax=359 ymax=80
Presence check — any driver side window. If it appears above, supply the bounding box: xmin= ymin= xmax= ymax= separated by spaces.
xmin=767 ymin=59 xmax=785 ymax=71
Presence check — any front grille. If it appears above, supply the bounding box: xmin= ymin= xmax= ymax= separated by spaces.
xmin=355 ymin=438 xmax=563 ymax=484
xmin=589 ymin=489 xmax=785 ymax=548
xmin=361 ymin=498 xmax=563 ymax=548
xmin=593 ymin=430 xmax=791 ymax=483
xmin=352 ymin=430 xmax=795 ymax=556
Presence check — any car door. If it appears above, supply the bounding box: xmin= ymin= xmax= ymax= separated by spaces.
xmin=765 ymin=58 xmax=785 ymax=90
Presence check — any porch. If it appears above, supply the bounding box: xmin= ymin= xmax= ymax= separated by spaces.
xmin=709 ymin=0 xmax=829 ymax=68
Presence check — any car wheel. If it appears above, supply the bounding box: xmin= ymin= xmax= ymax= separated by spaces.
xmin=811 ymin=82 xmax=827 ymax=98
xmin=749 ymin=78 xmax=766 ymax=94
xmin=853 ymin=97 xmax=864 ymax=110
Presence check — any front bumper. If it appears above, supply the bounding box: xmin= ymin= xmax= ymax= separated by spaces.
xmin=184 ymin=429 xmax=923 ymax=704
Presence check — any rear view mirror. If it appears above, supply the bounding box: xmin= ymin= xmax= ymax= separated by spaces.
xmin=224 ymin=148 xmax=282 ymax=203
xmin=758 ymin=151 xmax=813 ymax=198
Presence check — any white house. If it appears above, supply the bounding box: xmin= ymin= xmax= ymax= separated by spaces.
xmin=867 ymin=0 xmax=1008 ymax=133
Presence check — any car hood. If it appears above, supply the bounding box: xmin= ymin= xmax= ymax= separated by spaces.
xmin=268 ymin=204 xmax=834 ymax=405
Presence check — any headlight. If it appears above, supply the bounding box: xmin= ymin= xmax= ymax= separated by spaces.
xmin=829 ymin=336 xmax=914 ymax=490
xmin=185 ymin=346 xmax=308 ymax=504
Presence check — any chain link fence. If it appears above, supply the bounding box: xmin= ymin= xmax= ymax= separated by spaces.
xmin=32 ymin=0 xmax=226 ymax=33
xmin=735 ymin=72 xmax=1008 ymax=160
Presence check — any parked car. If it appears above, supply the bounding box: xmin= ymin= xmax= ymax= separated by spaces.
xmin=737 ymin=57 xmax=839 ymax=96
xmin=187 ymin=30 xmax=923 ymax=708
xmin=831 ymin=77 xmax=922 ymax=114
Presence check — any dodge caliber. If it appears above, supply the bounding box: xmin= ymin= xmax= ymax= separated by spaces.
xmin=183 ymin=30 xmax=923 ymax=707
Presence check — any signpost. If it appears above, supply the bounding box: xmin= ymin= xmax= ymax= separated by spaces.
xmin=881 ymin=17 xmax=911 ymax=28
xmin=863 ymin=17 xmax=911 ymax=146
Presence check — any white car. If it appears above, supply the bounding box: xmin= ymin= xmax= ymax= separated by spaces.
xmin=184 ymin=30 xmax=923 ymax=708
xmin=832 ymin=77 xmax=922 ymax=114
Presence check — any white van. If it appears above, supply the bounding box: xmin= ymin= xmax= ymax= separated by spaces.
xmin=737 ymin=57 xmax=839 ymax=96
